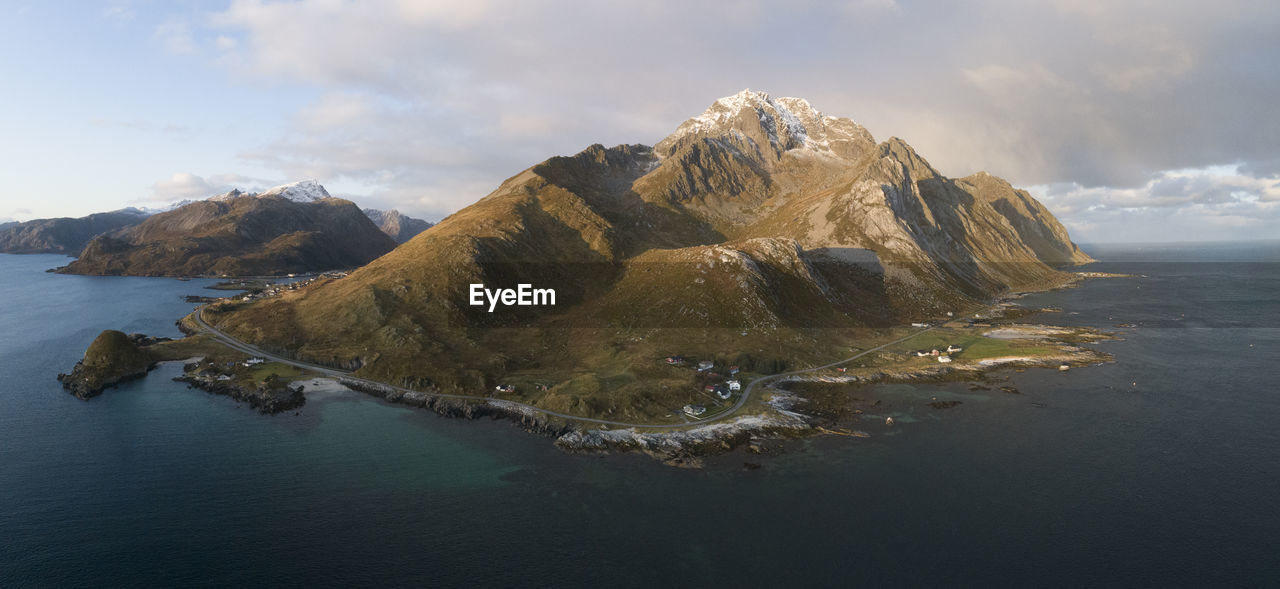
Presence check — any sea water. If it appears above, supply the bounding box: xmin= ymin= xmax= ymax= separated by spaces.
xmin=1 ymin=245 xmax=1277 ymax=587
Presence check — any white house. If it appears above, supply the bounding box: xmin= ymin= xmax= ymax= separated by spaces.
xmin=727 ymin=380 xmax=741 ymax=391
xmin=946 ymin=345 xmax=962 ymax=353
xmin=696 ymin=360 xmax=714 ymax=371
xmin=683 ymin=404 xmax=707 ymax=417
xmin=938 ymin=355 xmax=952 ymax=363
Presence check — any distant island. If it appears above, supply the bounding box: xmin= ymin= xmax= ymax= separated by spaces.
xmin=5 ymin=181 xmax=434 ymax=276
xmin=0 ymin=208 xmax=150 ymax=254
xmin=55 ymin=181 xmax=398 ymax=277
xmin=62 ymin=90 xmax=1113 ymax=465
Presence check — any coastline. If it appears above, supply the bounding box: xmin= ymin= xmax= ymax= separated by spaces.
xmin=55 ymin=274 xmax=1121 ymax=466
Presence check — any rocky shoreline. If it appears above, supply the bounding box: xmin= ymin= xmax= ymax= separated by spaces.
xmin=54 ymin=324 xmax=1113 ymax=466
xmin=58 ymin=301 xmax=1115 ymax=466
xmin=336 ymin=377 xmax=812 ymax=467
xmin=555 ymin=413 xmax=812 ymax=468
xmin=58 ymin=361 xmax=155 ymax=400
xmin=338 ymin=377 xmax=576 ymax=437
xmin=175 ymin=368 xmax=306 ymax=414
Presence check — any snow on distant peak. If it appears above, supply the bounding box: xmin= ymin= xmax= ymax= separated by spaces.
xmin=257 ymin=180 xmax=331 ymax=202
xmin=113 ymin=206 xmax=158 ymax=216
xmin=204 ymin=180 xmax=333 ymax=204
xmin=206 ymin=189 xmax=246 ymax=203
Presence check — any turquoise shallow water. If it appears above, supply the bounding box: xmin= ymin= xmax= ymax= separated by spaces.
xmin=1 ymin=246 xmax=1278 ymax=587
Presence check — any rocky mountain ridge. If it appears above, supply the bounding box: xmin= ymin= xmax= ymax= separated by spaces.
xmin=362 ymin=208 xmax=434 ymax=243
xmin=207 ymin=90 xmax=1092 ymax=393
xmin=0 ymin=209 xmax=152 ymax=255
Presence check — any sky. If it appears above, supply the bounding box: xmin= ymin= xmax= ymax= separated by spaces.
xmin=2 ymin=0 xmax=1278 ymax=243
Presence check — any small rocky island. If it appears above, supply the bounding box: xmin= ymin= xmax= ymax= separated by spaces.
xmin=59 ymin=324 xmax=304 ymax=413
xmin=58 ymin=331 xmax=160 ymax=399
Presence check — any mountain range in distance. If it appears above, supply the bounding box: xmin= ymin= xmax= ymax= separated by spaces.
xmin=0 ymin=180 xmax=434 ymax=274
xmin=203 ymin=89 xmax=1093 ymax=408
xmin=0 ymin=208 xmax=151 ymax=255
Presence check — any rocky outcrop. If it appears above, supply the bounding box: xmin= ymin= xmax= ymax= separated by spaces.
xmin=555 ymin=412 xmax=812 ymax=467
xmin=57 ymin=330 xmax=157 ymax=399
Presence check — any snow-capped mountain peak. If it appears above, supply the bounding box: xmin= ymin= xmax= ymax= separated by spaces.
xmin=206 ymin=189 xmax=246 ymax=203
xmin=204 ymin=180 xmax=332 ymax=204
xmin=257 ymin=180 xmax=331 ymax=202
xmin=657 ymin=89 xmax=875 ymax=158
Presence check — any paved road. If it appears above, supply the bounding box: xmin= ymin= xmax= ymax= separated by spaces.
xmin=192 ymin=308 xmax=931 ymax=430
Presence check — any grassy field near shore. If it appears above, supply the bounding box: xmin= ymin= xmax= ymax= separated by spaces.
xmin=889 ymin=330 xmax=1058 ymax=361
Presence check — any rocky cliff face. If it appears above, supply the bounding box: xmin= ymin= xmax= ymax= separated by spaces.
xmin=363 ymin=208 xmax=434 ymax=243
xmin=57 ymin=183 xmax=397 ymax=277
xmin=0 ymin=209 xmax=150 ymax=254
xmin=208 ymin=90 xmax=1091 ymax=386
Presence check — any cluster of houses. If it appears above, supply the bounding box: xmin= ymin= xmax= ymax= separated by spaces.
xmin=914 ymin=345 xmax=963 ymax=363
xmin=666 ymin=355 xmax=743 ymax=418
xmin=702 ymin=378 xmax=742 ymax=400
xmin=234 ymin=272 xmax=349 ymax=303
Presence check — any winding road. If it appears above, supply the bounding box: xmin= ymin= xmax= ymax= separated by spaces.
xmin=192 ymin=308 xmax=931 ymax=430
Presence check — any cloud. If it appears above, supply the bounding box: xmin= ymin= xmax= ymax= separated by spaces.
xmin=102 ymin=0 xmax=136 ymax=22
xmin=147 ymin=172 xmax=276 ymax=202
xmin=2 ymin=207 xmax=32 ymax=222
xmin=183 ymin=0 xmax=1280 ymax=234
xmin=1030 ymin=165 xmax=1280 ymax=241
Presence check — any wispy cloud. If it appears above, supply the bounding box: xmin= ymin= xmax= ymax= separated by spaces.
xmin=154 ymin=17 xmax=195 ymax=54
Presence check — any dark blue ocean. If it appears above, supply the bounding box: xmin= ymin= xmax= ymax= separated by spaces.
xmin=2 ymin=243 xmax=1277 ymax=587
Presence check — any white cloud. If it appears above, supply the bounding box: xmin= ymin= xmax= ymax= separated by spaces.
xmin=1031 ymin=165 xmax=1280 ymax=242
xmin=147 ymin=172 xmax=277 ymax=203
